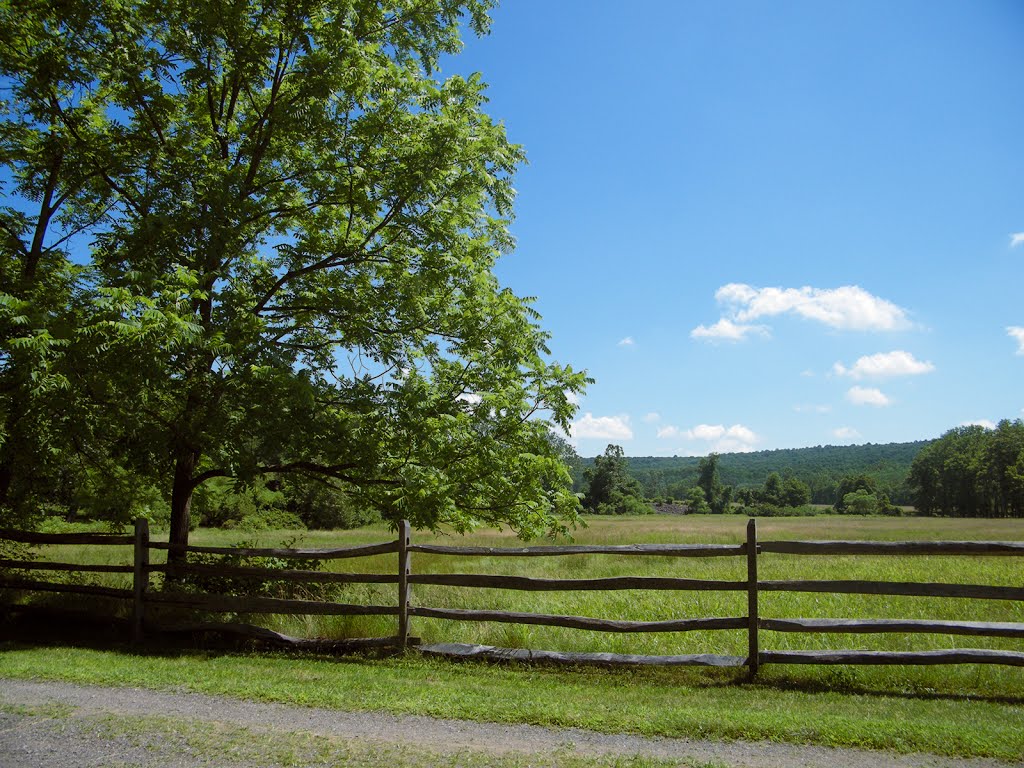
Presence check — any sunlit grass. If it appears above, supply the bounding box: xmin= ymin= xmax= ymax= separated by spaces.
xmin=1 ymin=645 xmax=1022 ymax=760
xmin=5 ymin=514 xmax=1023 ymax=698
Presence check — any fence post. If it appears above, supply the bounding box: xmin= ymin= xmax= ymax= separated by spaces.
xmin=746 ymin=518 xmax=759 ymax=677
xmin=397 ymin=519 xmax=411 ymax=650
xmin=132 ymin=517 xmax=150 ymax=645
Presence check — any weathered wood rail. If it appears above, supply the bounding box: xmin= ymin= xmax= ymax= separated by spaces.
xmin=2 ymin=519 xmax=1023 ymax=672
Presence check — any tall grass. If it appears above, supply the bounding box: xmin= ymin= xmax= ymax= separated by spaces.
xmin=6 ymin=514 xmax=1023 ymax=697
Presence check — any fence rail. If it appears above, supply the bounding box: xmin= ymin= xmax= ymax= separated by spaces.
xmin=2 ymin=518 xmax=1023 ymax=672
xmin=0 ymin=529 xmax=134 ymax=545
xmin=408 ymin=543 xmax=746 ymax=557
xmin=146 ymin=541 xmax=399 ymax=559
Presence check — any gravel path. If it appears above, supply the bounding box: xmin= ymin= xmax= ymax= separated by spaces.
xmin=0 ymin=678 xmax=1016 ymax=768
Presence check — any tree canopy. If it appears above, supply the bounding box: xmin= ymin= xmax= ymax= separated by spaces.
xmin=581 ymin=444 xmax=648 ymax=515
xmin=696 ymin=453 xmax=731 ymax=514
xmin=909 ymin=420 xmax=1024 ymax=517
xmin=0 ymin=0 xmax=587 ymax=547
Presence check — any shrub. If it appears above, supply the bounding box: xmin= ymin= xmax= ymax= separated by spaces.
xmin=226 ymin=509 xmax=306 ymax=532
xmin=174 ymin=537 xmax=331 ymax=601
xmin=281 ymin=476 xmax=380 ymax=529
xmin=743 ymin=503 xmax=820 ymax=518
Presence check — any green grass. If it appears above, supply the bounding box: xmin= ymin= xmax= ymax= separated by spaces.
xmin=1 ymin=645 xmax=1021 ymax=761
xmin=3 ymin=515 xmax=1023 ymax=758
xmin=19 ymin=514 xmax=1022 ymax=694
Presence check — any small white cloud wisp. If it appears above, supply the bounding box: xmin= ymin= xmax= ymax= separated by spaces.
xmin=690 ymin=318 xmax=769 ymax=342
xmin=794 ymin=404 xmax=832 ymax=414
xmin=1010 ymin=233 xmax=1024 ymax=248
xmin=617 ymin=336 xmax=635 ymax=347
xmin=832 ymin=350 xmax=935 ymax=379
xmin=846 ymin=386 xmax=891 ymax=407
xmin=658 ymin=423 xmax=760 ymax=453
xmin=833 ymin=426 xmax=861 ymax=440
xmin=1008 ymin=326 xmax=1024 ymax=355
xmin=571 ymin=413 xmax=633 ymax=441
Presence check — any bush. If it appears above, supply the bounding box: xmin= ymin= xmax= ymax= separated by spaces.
xmin=593 ymin=491 xmax=653 ymax=515
xmin=281 ymin=476 xmax=380 ymax=529
xmin=685 ymin=487 xmax=711 ymax=515
xmin=743 ymin=503 xmax=820 ymax=517
xmin=192 ymin=476 xmax=380 ymax=531
xmin=174 ymin=537 xmax=331 ymax=601
xmin=74 ymin=466 xmax=171 ymax=528
xmin=225 ymin=509 xmax=306 ymax=532
xmin=193 ymin=478 xmax=286 ymax=528
xmin=35 ymin=517 xmax=115 ymax=534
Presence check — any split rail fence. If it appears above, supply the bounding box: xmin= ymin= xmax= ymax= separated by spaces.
xmin=2 ymin=519 xmax=1023 ymax=672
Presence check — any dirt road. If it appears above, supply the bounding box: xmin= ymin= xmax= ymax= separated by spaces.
xmin=0 ymin=678 xmax=1014 ymax=767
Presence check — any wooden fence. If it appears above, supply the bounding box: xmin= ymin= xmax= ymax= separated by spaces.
xmin=2 ymin=519 xmax=1023 ymax=672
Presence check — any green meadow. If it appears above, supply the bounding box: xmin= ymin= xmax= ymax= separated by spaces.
xmin=3 ymin=515 xmax=1024 ymax=759
xmin=9 ymin=514 xmax=1024 ymax=699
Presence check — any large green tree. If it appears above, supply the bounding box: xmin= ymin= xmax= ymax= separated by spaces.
xmin=582 ymin=444 xmax=647 ymax=515
xmin=909 ymin=421 xmax=1024 ymax=517
xmin=0 ymin=0 xmax=119 ymax=523
xmin=696 ymin=453 xmax=731 ymax=514
xmin=0 ymin=0 xmax=587 ymax=552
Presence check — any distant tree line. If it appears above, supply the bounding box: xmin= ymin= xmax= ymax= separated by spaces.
xmin=574 ymin=441 xmax=925 ymax=514
xmin=619 ymin=442 xmax=925 ymax=507
xmin=577 ymin=446 xmax=817 ymax=516
xmin=908 ymin=420 xmax=1024 ymax=518
xmin=575 ymin=422 xmax=1024 ymax=518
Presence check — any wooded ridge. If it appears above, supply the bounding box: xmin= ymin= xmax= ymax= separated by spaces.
xmin=583 ymin=440 xmax=929 ymax=504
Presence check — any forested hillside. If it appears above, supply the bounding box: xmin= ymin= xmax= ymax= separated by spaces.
xmin=578 ymin=441 xmax=929 ymax=506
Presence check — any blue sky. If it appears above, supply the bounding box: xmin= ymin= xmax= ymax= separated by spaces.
xmin=443 ymin=0 xmax=1024 ymax=457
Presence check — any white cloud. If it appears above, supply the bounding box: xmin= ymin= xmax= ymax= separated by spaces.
xmin=800 ymin=370 xmax=816 ymax=377
xmin=833 ymin=427 xmax=861 ymax=440
xmin=690 ymin=318 xmax=770 ymax=342
xmin=846 ymin=386 xmax=891 ymax=407
xmin=961 ymin=419 xmax=996 ymax=430
xmin=794 ymin=404 xmax=832 ymax=414
xmin=832 ymin=350 xmax=935 ymax=379
xmin=656 ymin=425 xmax=681 ymax=439
xmin=1008 ymin=326 xmax=1024 ymax=355
xmin=710 ymin=283 xmax=912 ymax=332
xmin=1010 ymin=233 xmax=1024 ymax=248
xmin=683 ymin=423 xmax=759 ymax=453
xmin=642 ymin=412 xmax=661 ymax=424
xmin=617 ymin=336 xmax=635 ymax=347
xmin=456 ymin=392 xmax=482 ymax=406
xmin=564 ymin=389 xmax=582 ymax=407
xmin=571 ymin=413 xmax=633 ymax=441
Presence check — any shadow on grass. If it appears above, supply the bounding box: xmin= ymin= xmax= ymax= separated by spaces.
xmin=4 ymin=606 xmax=1023 ymax=708
xmin=465 ymin=653 xmax=1024 ymax=706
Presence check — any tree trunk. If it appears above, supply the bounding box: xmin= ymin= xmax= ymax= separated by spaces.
xmin=168 ymin=447 xmax=200 ymax=568
xmin=0 ymin=455 xmax=13 ymax=508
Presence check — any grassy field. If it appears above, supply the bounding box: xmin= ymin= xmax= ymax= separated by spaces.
xmin=9 ymin=514 xmax=1024 ymax=697
xmin=2 ymin=514 xmax=1024 ymax=759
